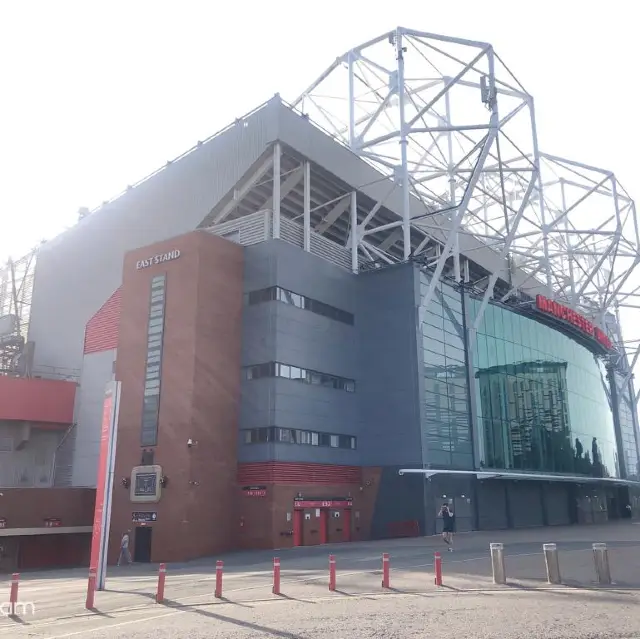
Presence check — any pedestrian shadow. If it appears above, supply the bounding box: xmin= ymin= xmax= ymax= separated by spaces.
xmin=155 ymin=599 xmax=304 ymax=638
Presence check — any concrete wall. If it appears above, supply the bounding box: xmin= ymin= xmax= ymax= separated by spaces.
xmin=72 ymin=349 xmax=116 ymax=487
xmin=28 ymin=103 xmax=278 ymax=374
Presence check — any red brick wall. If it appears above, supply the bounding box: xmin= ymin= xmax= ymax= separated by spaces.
xmin=0 ymin=487 xmax=95 ymax=528
xmin=84 ymin=288 xmax=122 ymax=354
xmin=0 ymin=377 xmax=77 ymax=424
xmin=110 ymin=230 xmax=244 ymax=564
xmin=233 ymin=467 xmax=383 ymax=550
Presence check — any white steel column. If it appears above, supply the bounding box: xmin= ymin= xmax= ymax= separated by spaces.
xmin=303 ymin=160 xmax=311 ymax=252
xmin=395 ymin=29 xmax=412 ymax=260
xmin=529 ymin=97 xmax=552 ymax=293
xmin=350 ymin=191 xmax=358 ymax=273
xmin=347 ymin=51 xmax=357 ymax=148
xmin=273 ymin=142 xmax=281 ymax=239
xmin=445 ymin=87 xmax=461 ymax=282
xmin=560 ymin=178 xmax=576 ymax=306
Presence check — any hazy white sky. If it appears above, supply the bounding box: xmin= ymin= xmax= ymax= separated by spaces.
xmin=0 ymin=0 xmax=638 ymax=263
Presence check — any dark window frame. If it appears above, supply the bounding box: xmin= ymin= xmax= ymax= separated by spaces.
xmin=241 ymin=426 xmax=357 ymax=450
xmin=247 ymin=286 xmax=354 ymax=325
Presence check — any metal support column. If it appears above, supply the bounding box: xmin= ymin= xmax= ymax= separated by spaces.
xmin=395 ymin=28 xmax=411 ymax=260
xmin=273 ymin=142 xmax=281 ymax=239
xmin=303 ymin=161 xmax=311 ymax=252
xmin=350 ymin=191 xmax=358 ymax=273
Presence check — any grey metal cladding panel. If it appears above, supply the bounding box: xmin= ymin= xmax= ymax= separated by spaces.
xmin=72 ymin=349 xmax=116 ymax=487
xmin=271 ymin=240 xmax=356 ymax=312
xmin=357 ymin=265 xmax=422 ymax=466
xmin=274 ymin=304 xmax=357 ymax=379
xmin=240 ymin=379 xmax=275 ymax=429
xmin=241 ymin=304 xmax=277 ymax=366
xmin=29 ymin=109 xmax=276 ymax=372
xmin=273 ymin=379 xmax=358 ymax=435
xmin=243 ymin=242 xmax=279 ymax=292
xmin=237 ymin=442 xmax=358 ymax=465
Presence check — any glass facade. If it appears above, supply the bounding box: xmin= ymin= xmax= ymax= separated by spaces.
xmin=469 ymin=297 xmax=619 ymax=478
xmin=616 ymin=372 xmax=640 ymax=480
xmin=419 ymin=273 xmax=473 ymax=469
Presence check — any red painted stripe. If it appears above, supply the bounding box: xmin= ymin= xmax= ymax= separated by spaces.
xmin=84 ymin=288 xmax=122 ymax=354
xmin=237 ymin=462 xmax=362 ymax=485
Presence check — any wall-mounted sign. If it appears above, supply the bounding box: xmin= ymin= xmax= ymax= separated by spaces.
xmin=44 ymin=518 xmax=61 ymax=528
xmin=0 ymin=518 xmax=6 ymax=529
xmin=136 ymin=249 xmax=181 ymax=270
xmin=242 ymin=485 xmax=267 ymax=497
xmin=132 ymin=511 xmax=157 ymax=523
xmin=294 ymin=498 xmax=353 ymax=509
xmin=535 ymin=295 xmax=612 ymax=350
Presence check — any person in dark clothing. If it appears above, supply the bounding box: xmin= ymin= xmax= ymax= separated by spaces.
xmin=439 ymin=503 xmax=455 ymax=551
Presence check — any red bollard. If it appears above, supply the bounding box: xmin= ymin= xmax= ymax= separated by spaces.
xmin=9 ymin=573 xmax=19 ymax=615
xmin=434 ymin=552 xmax=443 ymax=586
xmin=85 ymin=569 xmax=96 ymax=609
xmin=382 ymin=553 xmax=390 ymax=589
xmin=329 ymin=555 xmax=336 ymax=591
xmin=272 ymin=557 xmax=281 ymax=595
xmin=156 ymin=563 xmax=166 ymax=603
xmin=214 ymin=560 xmax=223 ymax=598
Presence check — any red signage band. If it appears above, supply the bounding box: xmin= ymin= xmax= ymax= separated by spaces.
xmin=535 ymin=295 xmax=612 ymax=350
xmin=243 ymin=489 xmax=267 ymax=497
xmin=89 ymin=394 xmax=113 ymax=571
xmin=294 ymin=500 xmax=353 ymax=509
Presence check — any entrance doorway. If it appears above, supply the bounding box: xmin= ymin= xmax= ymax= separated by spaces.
xmin=133 ymin=526 xmax=152 ymax=562
xmin=292 ymin=497 xmax=353 ymax=547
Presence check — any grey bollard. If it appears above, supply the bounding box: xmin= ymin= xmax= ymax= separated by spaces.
xmin=490 ymin=543 xmax=506 ymax=584
xmin=592 ymin=543 xmax=612 ymax=584
xmin=543 ymin=543 xmax=562 ymax=584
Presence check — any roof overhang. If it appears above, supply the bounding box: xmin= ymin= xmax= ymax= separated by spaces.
xmin=397 ymin=468 xmax=640 ymax=487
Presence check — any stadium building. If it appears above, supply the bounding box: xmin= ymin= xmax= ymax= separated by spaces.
xmin=1 ymin=28 xmax=640 ymax=569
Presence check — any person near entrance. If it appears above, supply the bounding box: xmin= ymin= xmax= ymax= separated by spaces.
xmin=439 ymin=503 xmax=455 ymax=552
xmin=117 ymin=530 xmax=132 ymax=566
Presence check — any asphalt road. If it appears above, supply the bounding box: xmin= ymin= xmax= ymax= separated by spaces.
xmin=0 ymin=522 xmax=638 ymax=638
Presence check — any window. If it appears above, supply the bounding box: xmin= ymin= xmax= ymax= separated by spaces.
xmin=243 ymin=361 xmax=355 ymax=393
xmin=242 ymin=427 xmax=357 ymax=449
xmin=141 ymin=274 xmax=167 ymax=447
xmin=247 ymin=286 xmax=354 ymax=325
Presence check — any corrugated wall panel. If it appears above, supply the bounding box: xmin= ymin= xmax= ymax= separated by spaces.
xmin=238 ymin=461 xmax=362 ymax=485
xmin=84 ymin=288 xmax=121 ymax=354
xmin=0 ymin=377 xmax=76 ymax=424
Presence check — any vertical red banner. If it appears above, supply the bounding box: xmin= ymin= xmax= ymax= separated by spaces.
xmin=89 ymin=392 xmax=113 ymax=571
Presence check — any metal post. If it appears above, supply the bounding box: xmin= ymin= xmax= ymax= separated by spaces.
xmin=434 ymin=551 xmax=443 ymax=586
xmin=9 ymin=573 xmax=19 ymax=616
xmin=490 ymin=543 xmax=506 ymax=584
xmin=215 ymin=560 xmax=224 ymax=598
xmin=382 ymin=553 xmax=390 ymax=589
xmin=85 ymin=569 xmax=96 ymax=610
xmin=329 ymin=554 xmax=336 ymax=591
xmin=592 ymin=543 xmax=612 ymax=584
xmin=543 ymin=543 xmax=561 ymax=584
xmin=272 ymin=557 xmax=281 ymax=595
xmin=273 ymin=143 xmax=281 ymax=239
xmin=156 ymin=563 xmax=166 ymax=603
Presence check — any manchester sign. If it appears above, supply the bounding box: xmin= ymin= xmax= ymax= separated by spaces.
xmin=535 ymin=295 xmax=612 ymax=350
xmin=136 ymin=249 xmax=181 ymax=270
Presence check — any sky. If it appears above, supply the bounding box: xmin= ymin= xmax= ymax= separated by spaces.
xmin=1 ymin=1 xmax=638 ymax=302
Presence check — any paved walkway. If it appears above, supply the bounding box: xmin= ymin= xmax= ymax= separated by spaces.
xmin=0 ymin=522 xmax=638 ymax=637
